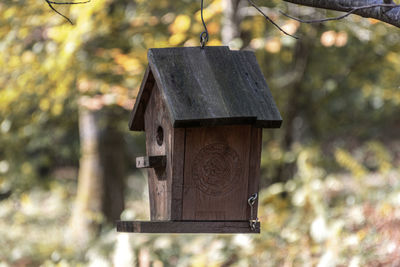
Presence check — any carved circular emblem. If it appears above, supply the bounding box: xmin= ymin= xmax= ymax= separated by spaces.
xmin=192 ymin=143 xmax=241 ymax=196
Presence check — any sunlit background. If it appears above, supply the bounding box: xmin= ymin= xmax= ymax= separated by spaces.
xmin=1 ymin=0 xmax=400 ymax=266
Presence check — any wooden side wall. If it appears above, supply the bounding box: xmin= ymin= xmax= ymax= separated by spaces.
xmin=144 ymin=84 xmax=185 ymax=220
xmin=247 ymin=127 xmax=262 ymax=219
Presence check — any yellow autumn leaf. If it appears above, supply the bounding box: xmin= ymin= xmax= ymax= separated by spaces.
xmin=212 ymin=0 xmax=223 ymax=13
xmin=169 ymin=14 xmax=191 ymax=34
xmin=21 ymin=51 xmax=35 ymax=63
xmin=39 ymin=99 xmax=51 ymax=111
xmin=195 ymin=10 xmax=212 ymax=23
xmin=52 ymin=103 xmax=63 ymax=116
xmin=20 ymin=193 xmax=30 ymax=205
xmin=357 ymin=229 xmax=367 ymax=241
xmin=169 ymin=33 xmax=186 ymax=45
xmin=207 ymin=39 xmax=222 ymax=46
xmin=207 ymin=21 xmax=220 ymax=35
xmin=3 ymin=6 xmax=16 ymax=20
xmin=335 ymin=148 xmax=367 ymax=178
xmin=114 ymin=54 xmax=143 ymax=75
xmin=386 ymin=52 xmax=400 ymax=65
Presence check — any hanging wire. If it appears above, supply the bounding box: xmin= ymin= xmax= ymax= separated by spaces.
xmin=199 ymin=0 xmax=209 ymax=48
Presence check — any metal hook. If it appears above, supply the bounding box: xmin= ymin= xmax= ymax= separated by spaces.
xmin=248 ymin=193 xmax=259 ymax=231
xmin=199 ymin=0 xmax=209 ymax=48
xmin=248 ymin=193 xmax=258 ymax=206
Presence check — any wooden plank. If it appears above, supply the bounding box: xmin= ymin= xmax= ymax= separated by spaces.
xmin=231 ymin=51 xmax=282 ymax=128
xmin=247 ymin=127 xmax=262 ymax=219
xmin=116 ymin=220 xmax=260 ymax=233
xmin=129 ymin=66 xmax=155 ymax=131
xmin=142 ymin=83 xmax=185 ymax=220
xmin=182 ymin=125 xmax=251 ymax=221
xmin=144 ymin=84 xmax=171 ymax=220
xmin=146 ymin=46 xmax=282 ymax=128
xmin=136 ymin=156 xmax=166 ymax=169
xmin=170 ymin=128 xmax=185 ymax=220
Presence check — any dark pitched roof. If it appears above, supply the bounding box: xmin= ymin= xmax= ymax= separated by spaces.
xmin=129 ymin=46 xmax=282 ymax=131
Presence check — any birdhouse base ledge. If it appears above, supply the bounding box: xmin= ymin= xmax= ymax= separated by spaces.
xmin=116 ymin=220 xmax=260 ymax=234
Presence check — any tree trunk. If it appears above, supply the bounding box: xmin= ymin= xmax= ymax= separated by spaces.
xmin=99 ymin=108 xmax=125 ymax=223
xmin=222 ymin=0 xmax=244 ymax=45
xmin=67 ymin=105 xmax=125 ymax=248
xmin=273 ymin=25 xmax=320 ymax=184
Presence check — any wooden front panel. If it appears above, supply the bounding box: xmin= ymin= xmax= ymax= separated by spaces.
xmin=182 ymin=125 xmax=252 ymax=220
xmin=144 ymin=84 xmax=173 ymax=220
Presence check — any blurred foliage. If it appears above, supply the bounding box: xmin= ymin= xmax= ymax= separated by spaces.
xmin=0 ymin=0 xmax=223 ymax=191
xmin=1 ymin=0 xmax=400 ymax=266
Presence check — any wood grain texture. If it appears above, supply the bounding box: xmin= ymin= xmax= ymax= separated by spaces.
xmin=129 ymin=46 xmax=282 ymax=130
xmin=230 ymin=51 xmax=282 ymax=128
xmin=169 ymin=128 xmax=185 ymax=220
xmin=136 ymin=156 xmax=166 ymax=169
xmin=143 ymin=84 xmax=186 ymax=220
xmin=116 ymin=220 xmax=260 ymax=233
xmin=129 ymin=66 xmax=155 ymax=131
xmin=182 ymin=125 xmax=251 ymax=221
xmin=144 ymin=84 xmax=171 ymax=220
xmin=247 ymin=127 xmax=262 ymax=219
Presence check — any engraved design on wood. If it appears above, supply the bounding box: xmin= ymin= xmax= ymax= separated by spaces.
xmin=192 ymin=143 xmax=241 ymax=196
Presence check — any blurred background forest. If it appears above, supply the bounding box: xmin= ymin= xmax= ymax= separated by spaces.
xmin=1 ymin=0 xmax=400 ymax=266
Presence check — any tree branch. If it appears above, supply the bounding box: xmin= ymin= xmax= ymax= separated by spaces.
xmin=46 ymin=0 xmax=73 ymax=24
xmin=47 ymin=0 xmax=90 ymax=4
xmin=248 ymin=0 xmax=299 ymax=39
xmin=282 ymin=0 xmax=400 ymax=28
xmin=44 ymin=0 xmax=90 ymax=25
xmin=280 ymin=3 xmax=399 ymax=24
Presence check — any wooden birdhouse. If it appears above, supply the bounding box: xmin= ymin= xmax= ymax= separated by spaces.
xmin=117 ymin=46 xmax=282 ymax=233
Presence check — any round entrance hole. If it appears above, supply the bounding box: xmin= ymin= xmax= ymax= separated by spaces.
xmin=156 ymin=126 xmax=164 ymax=146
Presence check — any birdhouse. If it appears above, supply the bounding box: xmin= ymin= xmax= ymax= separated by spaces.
xmin=117 ymin=46 xmax=282 ymax=233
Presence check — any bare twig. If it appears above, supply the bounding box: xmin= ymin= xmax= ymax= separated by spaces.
xmin=47 ymin=0 xmax=90 ymax=4
xmin=280 ymin=3 xmax=399 ymax=24
xmin=46 ymin=0 xmax=73 ymax=24
xmin=247 ymin=0 xmax=299 ymax=39
xmin=45 ymin=0 xmax=91 ymax=25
